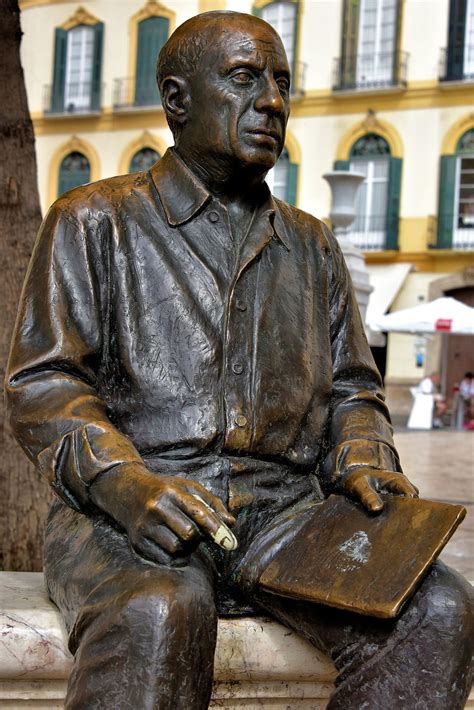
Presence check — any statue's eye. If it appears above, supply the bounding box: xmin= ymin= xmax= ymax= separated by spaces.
xmin=232 ymin=71 xmax=253 ymax=85
xmin=277 ymin=77 xmax=290 ymax=94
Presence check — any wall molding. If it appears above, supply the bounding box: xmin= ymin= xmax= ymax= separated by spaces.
xmin=118 ymin=130 xmax=170 ymax=174
xmin=336 ymin=113 xmax=403 ymax=159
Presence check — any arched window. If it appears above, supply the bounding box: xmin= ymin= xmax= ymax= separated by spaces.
xmin=334 ymin=133 xmax=402 ymax=250
xmin=58 ymin=152 xmax=91 ymax=196
xmin=265 ymin=148 xmax=298 ymax=205
xmin=51 ymin=21 xmax=104 ymax=114
xmin=438 ymin=128 xmax=474 ymax=249
xmin=135 ymin=16 xmax=169 ymax=106
xmin=261 ymin=1 xmax=298 ymax=70
xmin=129 ymin=147 xmax=161 ymax=173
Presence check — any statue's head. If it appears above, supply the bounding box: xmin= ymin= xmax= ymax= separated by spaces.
xmin=157 ymin=11 xmax=290 ymax=174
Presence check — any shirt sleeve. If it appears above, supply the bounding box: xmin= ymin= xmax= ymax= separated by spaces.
xmin=320 ymin=224 xmax=402 ymax=489
xmin=5 ymin=201 xmax=145 ymax=512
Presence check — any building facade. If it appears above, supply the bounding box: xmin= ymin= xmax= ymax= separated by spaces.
xmin=20 ymin=0 xmax=474 ymax=410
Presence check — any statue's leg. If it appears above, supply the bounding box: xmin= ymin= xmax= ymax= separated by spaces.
xmin=44 ymin=500 xmax=218 ymax=710
xmin=253 ymin=561 xmax=473 ymax=710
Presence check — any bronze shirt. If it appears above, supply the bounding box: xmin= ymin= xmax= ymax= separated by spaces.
xmin=6 ymin=148 xmax=401 ymax=512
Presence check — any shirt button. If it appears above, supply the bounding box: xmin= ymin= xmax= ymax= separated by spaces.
xmin=232 ymin=362 xmax=244 ymax=374
xmin=208 ymin=211 xmax=219 ymax=223
xmin=234 ymin=414 xmax=248 ymax=428
xmin=236 ymin=300 xmax=247 ymax=311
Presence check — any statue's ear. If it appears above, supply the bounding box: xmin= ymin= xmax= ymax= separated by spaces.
xmin=161 ymin=76 xmax=190 ymax=127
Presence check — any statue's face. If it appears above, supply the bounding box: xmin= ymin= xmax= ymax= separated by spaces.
xmin=183 ymin=18 xmax=291 ymax=172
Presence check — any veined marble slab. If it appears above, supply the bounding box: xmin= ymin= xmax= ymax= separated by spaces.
xmin=0 ymin=572 xmax=335 ymax=682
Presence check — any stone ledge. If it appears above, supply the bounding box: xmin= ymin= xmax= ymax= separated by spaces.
xmin=0 ymin=572 xmax=336 ymax=708
xmin=1 ymin=572 xmax=473 ymax=709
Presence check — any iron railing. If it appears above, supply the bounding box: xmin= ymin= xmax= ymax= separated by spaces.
xmin=113 ymin=77 xmax=162 ymax=110
xmin=43 ymin=82 xmax=104 ymax=115
xmin=437 ymin=213 xmax=474 ymax=250
xmin=291 ymin=60 xmax=307 ymax=98
xmin=439 ymin=46 xmax=474 ymax=82
xmin=332 ymin=51 xmax=408 ymax=91
xmin=343 ymin=214 xmax=399 ymax=251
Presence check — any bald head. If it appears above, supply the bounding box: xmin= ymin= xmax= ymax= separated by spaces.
xmin=157 ymin=11 xmax=287 ymax=139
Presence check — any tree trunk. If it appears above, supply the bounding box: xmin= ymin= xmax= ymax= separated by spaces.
xmin=0 ymin=0 xmax=52 ymax=571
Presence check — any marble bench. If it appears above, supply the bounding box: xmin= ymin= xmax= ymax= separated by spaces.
xmin=1 ymin=572 xmax=473 ymax=709
xmin=0 ymin=572 xmax=337 ymax=709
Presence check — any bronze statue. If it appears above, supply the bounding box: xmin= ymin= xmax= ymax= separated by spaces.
xmin=6 ymin=11 xmax=473 ymax=709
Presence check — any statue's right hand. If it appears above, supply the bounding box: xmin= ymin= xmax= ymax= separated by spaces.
xmin=89 ymin=463 xmax=236 ymax=561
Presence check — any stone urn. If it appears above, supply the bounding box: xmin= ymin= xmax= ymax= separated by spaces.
xmin=322 ymin=170 xmax=373 ymax=328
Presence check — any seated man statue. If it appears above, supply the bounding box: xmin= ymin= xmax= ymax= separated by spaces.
xmin=6 ymin=11 xmax=473 ymax=710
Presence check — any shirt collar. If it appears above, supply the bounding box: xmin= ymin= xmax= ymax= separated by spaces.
xmin=149 ymin=148 xmax=291 ymax=250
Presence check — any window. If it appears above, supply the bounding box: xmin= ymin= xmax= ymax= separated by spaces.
xmin=356 ymin=0 xmax=398 ymax=85
xmin=334 ymin=133 xmax=402 ymax=250
xmin=261 ymin=2 xmax=297 ymax=70
xmin=129 ymin=148 xmax=161 ymax=172
xmin=135 ymin=16 xmax=169 ymax=106
xmin=444 ymin=0 xmax=474 ymax=80
xmin=336 ymin=0 xmax=404 ymax=90
xmin=265 ymin=149 xmax=298 ymax=205
xmin=51 ymin=23 xmax=104 ymax=114
xmin=438 ymin=128 xmax=474 ymax=249
xmin=58 ymin=152 xmax=91 ymax=197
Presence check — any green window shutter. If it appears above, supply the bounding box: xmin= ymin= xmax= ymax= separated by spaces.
xmin=135 ymin=16 xmax=169 ymax=106
xmin=385 ymin=157 xmax=402 ymax=249
xmin=340 ymin=0 xmax=360 ymax=88
xmin=446 ymin=0 xmax=467 ymax=79
xmin=393 ymin=0 xmax=402 ymax=83
xmin=437 ymin=155 xmax=457 ymax=248
xmin=286 ymin=161 xmax=298 ymax=205
xmin=333 ymin=160 xmax=351 ymax=170
xmin=51 ymin=27 xmax=67 ymax=113
xmin=90 ymin=22 xmax=104 ymax=111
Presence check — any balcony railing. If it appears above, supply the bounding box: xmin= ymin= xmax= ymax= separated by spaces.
xmin=345 ymin=214 xmax=399 ymax=251
xmin=113 ymin=78 xmax=162 ymax=110
xmin=437 ymin=213 xmax=474 ymax=250
xmin=43 ymin=82 xmax=104 ymax=115
xmin=439 ymin=46 xmax=474 ymax=82
xmin=291 ymin=61 xmax=307 ymax=98
xmin=332 ymin=52 xmax=408 ymax=91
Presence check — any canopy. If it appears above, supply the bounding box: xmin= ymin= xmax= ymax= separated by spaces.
xmin=374 ymin=297 xmax=474 ymax=335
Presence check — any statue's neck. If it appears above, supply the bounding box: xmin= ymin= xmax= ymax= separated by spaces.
xmin=175 ymin=147 xmax=268 ymax=213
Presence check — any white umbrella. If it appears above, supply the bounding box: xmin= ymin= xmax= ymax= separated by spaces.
xmin=374 ymin=297 xmax=474 ymax=335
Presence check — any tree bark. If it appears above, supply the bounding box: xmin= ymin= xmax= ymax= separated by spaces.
xmin=0 ymin=0 xmax=52 ymax=571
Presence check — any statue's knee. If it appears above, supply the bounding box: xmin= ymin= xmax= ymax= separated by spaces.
xmin=421 ymin=563 xmax=473 ymax=638
xmin=120 ymin=572 xmax=216 ymax=632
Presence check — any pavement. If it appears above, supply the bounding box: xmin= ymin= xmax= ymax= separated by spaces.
xmin=393 ymin=430 xmax=474 ymax=580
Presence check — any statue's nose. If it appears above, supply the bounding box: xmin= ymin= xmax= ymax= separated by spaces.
xmin=254 ymin=77 xmax=285 ymax=114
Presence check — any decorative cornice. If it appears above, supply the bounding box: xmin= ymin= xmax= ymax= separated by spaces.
xmin=60 ymin=6 xmax=101 ymax=30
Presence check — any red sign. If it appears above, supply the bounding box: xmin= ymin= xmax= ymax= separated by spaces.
xmin=435 ymin=318 xmax=452 ymax=332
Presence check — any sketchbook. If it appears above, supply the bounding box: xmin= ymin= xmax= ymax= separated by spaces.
xmin=259 ymin=494 xmax=465 ymax=618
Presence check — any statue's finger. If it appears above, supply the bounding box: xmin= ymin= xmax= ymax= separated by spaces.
xmin=179 ymin=492 xmax=239 ymax=550
xmin=186 ymin=482 xmax=236 ymax=525
xmin=349 ymin=476 xmax=384 ymax=513
xmin=382 ymin=473 xmax=419 ymax=498
xmin=157 ymin=506 xmax=201 ymax=543
xmin=136 ymin=528 xmax=183 ymax=560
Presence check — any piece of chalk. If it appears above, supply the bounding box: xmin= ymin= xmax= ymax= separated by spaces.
xmin=192 ymin=495 xmax=238 ymax=550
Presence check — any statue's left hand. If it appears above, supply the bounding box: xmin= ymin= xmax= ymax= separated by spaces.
xmin=341 ymin=468 xmax=419 ymax=514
